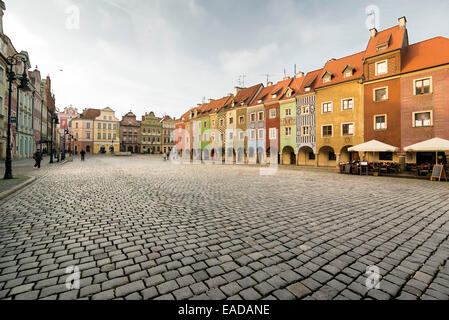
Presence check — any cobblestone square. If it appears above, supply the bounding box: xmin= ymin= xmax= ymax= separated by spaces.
xmin=0 ymin=156 xmax=449 ymax=300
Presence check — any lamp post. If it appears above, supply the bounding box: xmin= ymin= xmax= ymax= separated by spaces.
xmin=49 ymin=113 xmax=59 ymax=164
xmin=4 ymin=52 xmax=29 ymax=180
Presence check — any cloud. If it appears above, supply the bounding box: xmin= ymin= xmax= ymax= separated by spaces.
xmin=219 ymin=43 xmax=280 ymax=75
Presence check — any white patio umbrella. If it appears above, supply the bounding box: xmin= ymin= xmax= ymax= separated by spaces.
xmin=404 ymin=138 xmax=449 ymax=164
xmin=348 ymin=140 xmax=399 ymax=162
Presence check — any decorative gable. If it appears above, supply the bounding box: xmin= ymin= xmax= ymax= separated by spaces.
xmin=322 ymin=70 xmax=333 ymax=83
xmin=342 ymin=65 xmax=355 ymax=78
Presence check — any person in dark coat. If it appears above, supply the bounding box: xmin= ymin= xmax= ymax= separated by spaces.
xmin=33 ymin=149 xmax=42 ymax=169
xmin=80 ymin=149 xmax=86 ymax=162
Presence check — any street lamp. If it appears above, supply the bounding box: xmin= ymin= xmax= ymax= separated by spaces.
xmin=49 ymin=113 xmax=59 ymax=164
xmin=3 ymin=52 xmax=29 ymax=180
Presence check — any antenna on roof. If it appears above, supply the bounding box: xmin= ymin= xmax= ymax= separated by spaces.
xmin=263 ymin=74 xmax=271 ymax=86
xmin=294 ymin=64 xmax=297 ymax=75
xmin=284 ymin=68 xmax=287 ymax=78
xmin=202 ymin=97 xmax=206 ymax=104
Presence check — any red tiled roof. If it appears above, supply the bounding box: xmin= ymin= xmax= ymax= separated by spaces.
xmin=364 ymin=25 xmax=407 ymax=59
xmin=250 ymin=78 xmax=292 ymax=106
xmin=402 ymin=36 xmax=449 ymax=73
xmin=81 ymin=108 xmax=101 ymax=120
xmin=315 ymin=51 xmax=365 ymax=89
xmin=299 ymin=68 xmax=324 ymax=94
xmin=196 ymin=95 xmax=232 ymax=117
xmin=224 ymin=84 xmax=264 ymax=110
xmin=282 ymin=75 xmax=305 ymax=99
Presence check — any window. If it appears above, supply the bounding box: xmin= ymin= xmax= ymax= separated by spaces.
xmin=415 ymin=78 xmax=431 ymax=95
xmin=302 ymin=106 xmax=310 ymax=115
xmin=323 ymin=77 xmax=331 ymax=83
xmin=239 ymin=132 xmax=244 ymax=141
xmin=269 ymin=109 xmax=276 ymax=119
xmin=376 ymin=60 xmax=388 ymax=75
xmin=103 ymin=133 xmax=106 ymax=139
xmin=0 ymin=67 xmax=4 ymax=83
xmin=413 ymin=111 xmax=432 ymax=127
xmin=229 ymin=132 xmax=234 ymax=140
xmin=375 ymin=115 xmax=387 ymax=130
xmin=250 ymin=113 xmax=256 ymax=122
xmin=113 ymin=124 xmax=117 ymax=130
xmin=239 ymin=116 xmax=244 ymax=124
xmin=269 ymin=128 xmax=277 ymax=140
xmin=322 ymin=125 xmax=332 ymax=137
xmin=342 ymin=99 xmax=354 ymax=110
xmin=203 ymin=133 xmax=208 ymax=141
xmin=258 ymin=129 xmax=265 ymax=139
xmin=322 ymin=102 xmax=333 ymax=113
xmin=374 ymin=88 xmax=388 ymax=101
xmin=113 ymin=134 xmax=116 ymax=140
xmin=219 ymin=119 xmax=224 ymax=126
xmin=108 ymin=133 xmax=111 ymax=140
xmin=229 ymin=117 xmax=234 ymax=125
xmin=97 ymin=133 xmax=101 ymax=139
xmin=75 ymin=133 xmax=79 ymax=140
xmin=204 ymin=121 xmax=207 ymax=128
xmin=75 ymin=122 xmax=78 ymax=129
xmin=285 ymin=127 xmax=292 ymax=137
xmin=103 ymin=123 xmax=106 ymax=129
xmin=258 ymin=112 xmax=264 ymax=121
xmin=329 ymin=152 xmax=336 ymax=161
xmin=87 ymin=123 xmax=90 ymax=129
xmin=302 ymin=126 xmax=310 ymax=136
xmin=211 ymin=120 xmax=215 ymax=127
xmin=98 ymin=123 xmax=101 ymax=129
xmin=285 ymin=109 xmax=292 ymax=117
xmin=379 ymin=152 xmax=393 ymax=161
xmin=250 ymin=130 xmax=256 ymax=140
xmin=342 ymin=123 xmax=355 ymax=136
xmin=345 ymin=71 xmax=352 ymax=78
xmin=211 ymin=133 xmax=215 ymax=141
xmin=86 ymin=132 xmax=90 ymax=139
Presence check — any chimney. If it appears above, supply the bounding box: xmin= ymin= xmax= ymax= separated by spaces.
xmin=234 ymin=86 xmax=242 ymax=95
xmin=208 ymin=98 xmax=214 ymax=103
xmin=197 ymin=104 xmax=202 ymax=108
xmin=283 ymin=76 xmax=290 ymax=81
xmin=296 ymin=72 xmax=304 ymax=78
xmin=267 ymin=81 xmax=273 ymax=86
xmin=398 ymin=16 xmax=407 ymax=29
xmin=370 ymin=28 xmax=377 ymax=38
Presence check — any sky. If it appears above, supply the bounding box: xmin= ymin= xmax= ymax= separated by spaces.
xmin=3 ymin=0 xmax=449 ymax=119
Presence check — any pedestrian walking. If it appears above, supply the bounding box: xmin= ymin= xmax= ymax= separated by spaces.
xmin=80 ymin=149 xmax=86 ymax=162
xmin=33 ymin=149 xmax=42 ymax=169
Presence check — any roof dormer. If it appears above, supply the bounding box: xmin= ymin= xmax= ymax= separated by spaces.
xmin=376 ymin=33 xmax=391 ymax=52
xmin=322 ymin=71 xmax=333 ymax=83
xmin=342 ymin=65 xmax=355 ymax=78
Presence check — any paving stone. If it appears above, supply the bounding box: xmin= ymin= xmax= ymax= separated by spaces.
xmin=287 ymin=282 xmax=312 ymax=299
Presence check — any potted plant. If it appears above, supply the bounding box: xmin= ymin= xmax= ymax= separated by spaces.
xmin=372 ymin=168 xmax=380 ymax=176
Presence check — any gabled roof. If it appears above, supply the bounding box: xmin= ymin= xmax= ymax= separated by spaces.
xmin=402 ymin=36 xmax=449 ymax=73
xmin=282 ymin=75 xmax=305 ymax=100
xmin=250 ymin=78 xmax=292 ymax=106
xmin=299 ymin=68 xmax=323 ymax=93
xmin=222 ymin=83 xmax=264 ymax=111
xmin=197 ymin=95 xmax=232 ymax=117
xmin=364 ymin=25 xmax=407 ymax=59
xmin=81 ymin=108 xmax=101 ymax=120
xmin=315 ymin=51 xmax=365 ymax=89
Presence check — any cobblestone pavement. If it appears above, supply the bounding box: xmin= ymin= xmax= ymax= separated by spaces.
xmin=1 ymin=155 xmax=449 ymax=300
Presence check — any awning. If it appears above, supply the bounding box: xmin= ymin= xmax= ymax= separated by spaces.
xmin=348 ymin=140 xmax=399 ymax=153
xmin=404 ymin=138 xmax=449 ymax=152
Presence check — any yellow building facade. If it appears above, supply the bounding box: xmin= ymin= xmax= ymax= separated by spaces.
xmin=315 ymin=52 xmax=365 ymax=167
xmin=93 ymin=107 xmax=120 ymax=154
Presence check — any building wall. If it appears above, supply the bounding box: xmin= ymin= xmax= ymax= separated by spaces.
xmin=247 ymin=104 xmax=266 ymax=163
xmin=93 ymin=108 xmax=120 ymax=154
xmin=364 ymin=77 xmax=402 ymax=151
xmin=265 ymin=103 xmax=280 ymax=157
xmin=279 ymin=99 xmax=296 ymax=163
xmin=296 ymin=93 xmax=317 ymax=159
xmin=140 ymin=113 xmax=161 ymax=154
xmin=316 ymin=81 xmax=364 ymax=167
xmin=71 ymin=118 xmax=94 ymax=153
xmin=401 ymin=66 xmax=449 ymax=158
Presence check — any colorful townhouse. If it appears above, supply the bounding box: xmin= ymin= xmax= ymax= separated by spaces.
xmin=72 ymin=108 xmax=99 ymax=154
xmin=141 ymin=112 xmax=162 ymax=154
xmin=175 ymin=112 xmax=188 ymax=157
xmin=248 ymin=85 xmax=274 ymax=164
xmin=93 ymin=107 xmax=120 ymax=154
xmin=161 ymin=115 xmax=176 ymax=155
xmin=362 ymin=18 xmax=408 ymax=164
xmin=279 ymin=74 xmax=304 ymax=165
xmin=223 ymin=85 xmax=263 ymax=163
xmin=296 ymin=69 xmax=322 ymax=166
xmin=120 ymin=112 xmax=140 ymax=153
xmin=205 ymin=96 xmax=231 ymax=161
xmin=400 ymin=36 xmax=449 ymax=165
xmin=315 ymin=51 xmax=365 ymax=168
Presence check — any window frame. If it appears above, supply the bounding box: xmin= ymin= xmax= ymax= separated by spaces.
xmin=341 ymin=98 xmax=354 ymax=111
xmin=375 ymin=60 xmax=388 ymax=76
xmin=341 ymin=122 xmax=355 ymax=136
xmin=301 ymin=125 xmax=311 ymax=137
xmin=284 ymin=127 xmax=292 ymax=137
xmin=269 ymin=128 xmax=277 ymax=140
xmin=269 ymin=109 xmax=276 ymax=119
xmin=258 ymin=111 xmax=264 ymax=121
xmin=322 ymin=102 xmax=333 ymax=114
xmin=374 ymin=114 xmax=388 ymax=131
xmin=285 ymin=108 xmax=292 ymax=117
xmin=301 ymin=105 xmax=310 ymax=115
xmin=373 ymin=87 xmax=389 ymax=102
xmin=321 ymin=124 xmax=333 ymax=137
xmin=412 ymin=110 xmax=433 ymax=128
xmin=413 ymin=77 xmax=433 ymax=96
